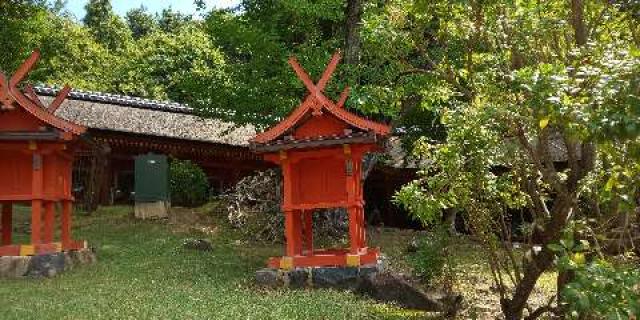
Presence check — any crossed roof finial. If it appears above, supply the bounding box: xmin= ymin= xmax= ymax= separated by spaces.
xmin=288 ymin=51 xmax=350 ymax=116
xmin=0 ymin=50 xmax=72 ymax=113
xmin=0 ymin=49 xmax=85 ymax=135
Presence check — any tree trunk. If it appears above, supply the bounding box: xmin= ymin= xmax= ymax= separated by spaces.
xmin=344 ymin=0 xmax=363 ymax=65
xmin=571 ymin=0 xmax=587 ymax=46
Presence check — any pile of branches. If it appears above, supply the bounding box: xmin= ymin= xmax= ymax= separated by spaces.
xmin=223 ymin=169 xmax=347 ymax=243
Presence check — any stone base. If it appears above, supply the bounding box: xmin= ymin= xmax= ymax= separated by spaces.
xmin=255 ymin=262 xmax=383 ymax=289
xmin=0 ymin=248 xmax=96 ymax=279
xmin=135 ymin=201 xmax=169 ymax=219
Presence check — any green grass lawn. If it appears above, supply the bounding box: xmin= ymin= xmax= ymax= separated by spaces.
xmin=0 ymin=205 xmax=425 ymax=320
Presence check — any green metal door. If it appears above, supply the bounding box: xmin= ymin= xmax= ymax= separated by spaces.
xmin=134 ymin=154 xmax=169 ymax=202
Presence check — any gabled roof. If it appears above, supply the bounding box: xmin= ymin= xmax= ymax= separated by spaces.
xmin=0 ymin=50 xmax=86 ymax=138
xmin=251 ymin=52 xmax=390 ymax=145
xmin=252 ymin=94 xmax=390 ymax=144
xmin=36 ymin=86 xmax=256 ymax=146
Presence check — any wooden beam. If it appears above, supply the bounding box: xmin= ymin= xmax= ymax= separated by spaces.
xmin=9 ymin=49 xmax=40 ymax=88
xmin=47 ymin=85 xmax=71 ymax=113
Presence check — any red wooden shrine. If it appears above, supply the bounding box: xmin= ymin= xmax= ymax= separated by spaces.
xmin=0 ymin=50 xmax=87 ymax=256
xmin=251 ymin=51 xmax=390 ymax=269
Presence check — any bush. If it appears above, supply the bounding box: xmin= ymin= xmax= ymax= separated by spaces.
xmin=170 ymin=159 xmax=209 ymax=207
xmin=408 ymin=228 xmax=450 ymax=284
xmin=562 ymin=260 xmax=640 ymax=319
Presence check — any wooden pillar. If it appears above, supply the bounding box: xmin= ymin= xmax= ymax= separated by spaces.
xmin=43 ymin=202 xmax=55 ymax=243
xmin=348 ymin=206 xmax=359 ymax=254
xmin=1 ymin=202 xmax=12 ymax=245
xmin=284 ymin=210 xmax=296 ymax=257
xmin=61 ymin=200 xmax=72 ymax=247
xmin=303 ymin=210 xmax=313 ymax=255
xmin=292 ymin=210 xmax=303 ymax=255
xmin=32 ymin=151 xmax=44 ymax=245
xmin=31 ymin=200 xmax=42 ymax=244
xmin=358 ymin=206 xmax=366 ymax=248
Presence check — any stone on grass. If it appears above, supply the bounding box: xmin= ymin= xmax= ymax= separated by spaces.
xmin=255 ymin=268 xmax=283 ymax=288
xmin=356 ymin=272 xmax=462 ymax=316
xmin=286 ymin=269 xmax=309 ymax=288
xmin=183 ymin=239 xmax=213 ymax=251
xmin=27 ymin=253 xmax=65 ymax=277
xmin=312 ymin=267 xmax=360 ymax=290
xmin=0 ymin=249 xmax=96 ymax=279
xmin=0 ymin=256 xmax=31 ymax=278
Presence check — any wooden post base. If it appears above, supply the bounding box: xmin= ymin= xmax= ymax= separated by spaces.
xmin=0 ymin=240 xmax=88 ymax=256
xmin=267 ymin=247 xmax=379 ymax=269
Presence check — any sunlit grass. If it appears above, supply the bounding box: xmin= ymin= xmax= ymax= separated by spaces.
xmin=0 ymin=205 xmax=424 ymax=320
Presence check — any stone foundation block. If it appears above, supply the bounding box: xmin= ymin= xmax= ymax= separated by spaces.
xmin=0 ymin=248 xmax=97 ymax=279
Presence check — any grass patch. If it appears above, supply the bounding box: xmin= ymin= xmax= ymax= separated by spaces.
xmin=0 ymin=205 xmax=423 ymax=320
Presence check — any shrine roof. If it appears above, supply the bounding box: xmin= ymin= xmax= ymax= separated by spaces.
xmin=35 ymin=86 xmax=256 ymax=147
xmin=251 ymin=99 xmax=390 ymax=145
xmin=251 ymin=52 xmax=391 ymax=147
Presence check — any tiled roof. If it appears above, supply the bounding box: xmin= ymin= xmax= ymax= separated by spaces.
xmin=35 ymin=86 xmax=256 ymax=146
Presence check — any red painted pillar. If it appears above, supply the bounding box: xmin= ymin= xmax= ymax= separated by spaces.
xmin=1 ymin=202 xmax=12 ymax=245
xmin=43 ymin=202 xmax=55 ymax=243
xmin=348 ymin=206 xmax=359 ymax=254
xmin=61 ymin=200 xmax=72 ymax=248
xmin=358 ymin=206 xmax=366 ymax=249
xmin=284 ymin=210 xmax=296 ymax=257
xmin=303 ymin=210 xmax=313 ymax=255
xmin=292 ymin=210 xmax=303 ymax=255
xmin=31 ymin=200 xmax=42 ymax=245
xmin=32 ymin=152 xmax=44 ymax=245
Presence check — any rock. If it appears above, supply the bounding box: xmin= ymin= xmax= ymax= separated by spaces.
xmin=357 ymin=272 xmax=462 ymax=315
xmin=183 ymin=239 xmax=213 ymax=251
xmin=406 ymin=239 xmax=420 ymax=253
xmin=312 ymin=267 xmax=359 ymax=290
xmin=286 ymin=269 xmax=309 ymax=289
xmin=255 ymin=268 xmax=283 ymax=287
xmin=0 ymin=256 xmax=31 ymax=278
xmin=27 ymin=253 xmax=65 ymax=277
xmin=359 ymin=264 xmax=383 ymax=278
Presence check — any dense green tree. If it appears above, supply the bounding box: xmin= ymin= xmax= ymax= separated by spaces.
xmin=0 ymin=1 xmax=113 ymax=90
xmin=83 ymin=0 xmax=132 ymax=51
xmin=113 ymin=25 xmax=229 ymax=106
xmin=125 ymin=6 xmax=157 ymax=39
xmin=158 ymin=8 xmax=191 ymax=33
xmin=394 ymin=1 xmax=639 ymax=318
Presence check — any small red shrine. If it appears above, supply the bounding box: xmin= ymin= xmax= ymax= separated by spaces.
xmin=251 ymin=51 xmax=390 ymax=269
xmin=0 ymin=50 xmax=87 ymax=256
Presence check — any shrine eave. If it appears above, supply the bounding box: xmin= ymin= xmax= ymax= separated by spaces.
xmin=250 ymin=131 xmax=380 ymax=153
xmin=0 ymin=131 xmax=66 ymax=141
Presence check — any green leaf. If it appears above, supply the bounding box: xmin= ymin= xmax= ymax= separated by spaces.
xmin=548 ymin=243 xmax=564 ymax=252
xmin=539 ymin=118 xmax=550 ymax=129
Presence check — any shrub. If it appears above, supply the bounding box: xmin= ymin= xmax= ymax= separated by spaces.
xmin=408 ymin=228 xmax=450 ymax=284
xmin=562 ymin=260 xmax=640 ymax=319
xmin=170 ymin=159 xmax=209 ymax=207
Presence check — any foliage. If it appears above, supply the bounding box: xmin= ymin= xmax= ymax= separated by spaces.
xmin=407 ymin=228 xmax=450 ymax=284
xmin=125 ymin=6 xmax=157 ymax=39
xmin=83 ymin=0 xmax=132 ymax=51
xmin=563 ymin=260 xmax=640 ymax=319
xmin=169 ymin=159 xmax=210 ymax=207
xmin=394 ymin=1 xmax=639 ymax=319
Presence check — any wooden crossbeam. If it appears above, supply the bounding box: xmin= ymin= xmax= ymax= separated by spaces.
xmin=288 ymin=53 xmax=348 ymax=113
xmin=10 ymin=50 xmax=40 ymax=88
xmin=47 ymin=85 xmax=71 ymax=113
